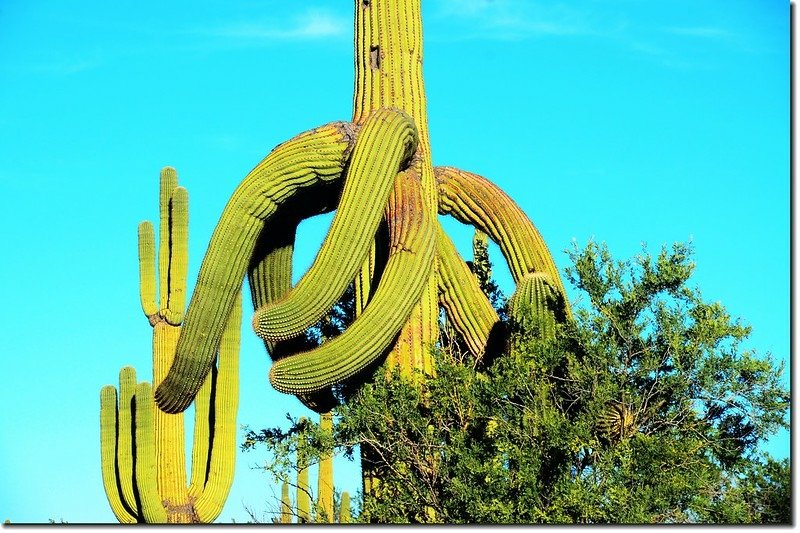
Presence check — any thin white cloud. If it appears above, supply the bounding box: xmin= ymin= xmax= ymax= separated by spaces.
xmin=433 ymin=0 xmax=603 ymax=41
xmin=210 ymin=9 xmax=347 ymax=41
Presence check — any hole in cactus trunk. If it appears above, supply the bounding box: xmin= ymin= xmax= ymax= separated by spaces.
xmin=370 ymin=45 xmax=380 ymax=70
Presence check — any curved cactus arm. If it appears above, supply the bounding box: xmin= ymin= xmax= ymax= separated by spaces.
xmin=99 ymin=386 xmax=137 ymax=524
xmin=138 ymin=222 xmax=158 ymax=322
xmin=436 ymin=224 xmax=500 ymax=360
xmin=247 ymin=180 xmax=342 ymax=361
xmin=508 ymin=272 xmax=562 ymax=340
xmin=133 ymin=382 xmax=169 ymax=523
xmin=268 ymin=167 xmax=435 ymax=394
xmin=434 ymin=166 xmax=569 ymax=316
xmin=194 ymin=290 xmax=242 ymax=523
xmin=253 ymin=108 xmax=419 ymax=342
xmin=154 ymin=121 xmax=355 ymax=414
xmin=164 ymin=185 xmax=189 ymax=325
xmin=248 ymin=213 xmax=299 ymax=360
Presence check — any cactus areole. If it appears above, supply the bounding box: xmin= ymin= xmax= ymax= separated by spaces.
xmin=154 ymin=0 xmax=569 ymax=415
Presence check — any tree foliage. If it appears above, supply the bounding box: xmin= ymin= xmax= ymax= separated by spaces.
xmin=244 ymin=241 xmax=789 ymax=524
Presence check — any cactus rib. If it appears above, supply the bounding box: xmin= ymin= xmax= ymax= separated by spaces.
xmin=269 ymin=167 xmax=434 ymax=394
xmin=133 ymin=382 xmax=169 ymax=523
xmin=434 ymin=166 xmax=569 ymax=315
xmin=253 ymin=108 xmax=419 ymax=342
xmin=99 ymin=385 xmax=137 ymax=523
xmin=508 ymin=272 xmax=561 ymax=340
xmin=193 ymin=291 xmax=242 ymax=522
xmin=436 ymin=224 xmax=500 ymax=360
xmin=155 ymin=122 xmax=355 ymax=414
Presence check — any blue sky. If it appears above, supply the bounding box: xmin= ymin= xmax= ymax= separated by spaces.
xmin=0 ymin=0 xmax=789 ymax=524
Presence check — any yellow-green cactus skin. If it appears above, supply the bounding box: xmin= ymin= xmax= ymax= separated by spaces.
xmin=100 ymin=168 xmax=242 ymax=523
xmin=153 ymin=0 xmax=571 ymax=419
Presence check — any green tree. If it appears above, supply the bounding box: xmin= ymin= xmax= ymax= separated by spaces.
xmin=244 ymin=241 xmax=789 ymax=524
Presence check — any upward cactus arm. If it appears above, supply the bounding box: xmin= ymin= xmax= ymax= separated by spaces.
xmin=434 ymin=166 xmax=569 ymax=316
xmin=269 ymin=167 xmax=435 ymax=394
xmin=194 ymin=290 xmax=242 ymax=523
xmin=159 ymin=168 xmax=179 ymax=314
xmin=116 ymin=367 xmax=138 ymax=514
xmin=138 ymin=222 xmax=158 ymax=321
xmin=164 ymin=185 xmax=189 ymax=325
xmin=154 ymin=122 xmax=355 ymax=414
xmin=253 ymin=109 xmax=419 ymax=342
xmin=99 ymin=386 xmax=137 ymax=524
xmin=133 ymin=382 xmax=169 ymax=523
xmin=436 ymin=224 xmax=500 ymax=360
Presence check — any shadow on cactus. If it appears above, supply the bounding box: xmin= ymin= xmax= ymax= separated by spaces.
xmin=99 ymin=168 xmax=243 ymax=523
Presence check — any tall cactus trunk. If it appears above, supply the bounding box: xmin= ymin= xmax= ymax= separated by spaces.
xmin=352 ymin=0 xmax=438 ymax=504
xmin=352 ymin=0 xmax=438 ymax=378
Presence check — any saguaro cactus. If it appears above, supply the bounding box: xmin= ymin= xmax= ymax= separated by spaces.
xmin=277 ymin=414 xmax=350 ymax=524
xmin=100 ymin=168 xmax=242 ymax=523
xmin=154 ymin=0 xmax=570 ymax=416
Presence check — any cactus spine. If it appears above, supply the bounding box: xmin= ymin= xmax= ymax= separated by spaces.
xmin=100 ymin=168 xmax=242 ymax=523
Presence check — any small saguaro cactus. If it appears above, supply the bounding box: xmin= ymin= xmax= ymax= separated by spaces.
xmin=99 ymin=168 xmax=243 ymax=523
xmin=276 ymin=413 xmax=350 ymax=524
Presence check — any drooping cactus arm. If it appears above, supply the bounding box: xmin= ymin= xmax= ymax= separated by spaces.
xmin=248 ymin=212 xmax=302 ymax=360
xmin=269 ymin=167 xmax=435 ymax=394
xmin=253 ymin=108 xmax=419 ymax=342
xmin=436 ymin=224 xmax=500 ymax=360
xmin=193 ymin=290 xmax=242 ymax=523
xmin=99 ymin=385 xmax=137 ymax=524
xmin=508 ymin=272 xmax=562 ymax=340
xmin=247 ymin=181 xmax=342 ymax=360
xmin=155 ymin=122 xmax=355 ymax=414
xmin=434 ymin=166 xmax=569 ymax=315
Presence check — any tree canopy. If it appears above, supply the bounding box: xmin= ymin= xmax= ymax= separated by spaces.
xmin=243 ymin=240 xmax=789 ymax=524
